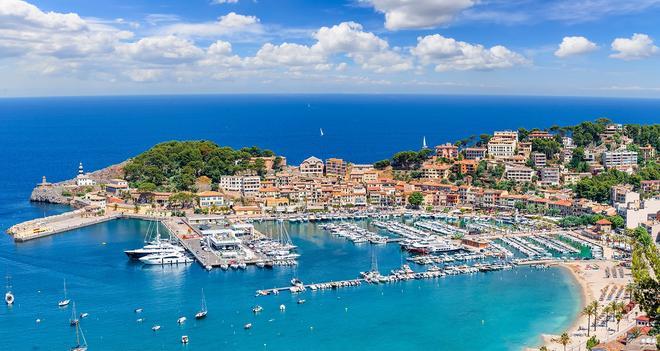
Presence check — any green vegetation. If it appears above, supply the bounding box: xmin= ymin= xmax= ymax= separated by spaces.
xmin=568 ymin=146 xmax=589 ymax=172
xmin=569 ymin=118 xmax=610 ymax=147
xmin=628 ymin=227 xmax=660 ymax=333
xmin=573 ymin=163 xmax=659 ymax=202
xmin=381 ymin=149 xmax=433 ymax=170
xmin=624 ymin=124 xmax=660 ymax=151
xmin=123 ymin=141 xmax=275 ymax=192
xmin=373 ymin=159 xmax=391 ymax=170
xmin=558 ymin=214 xmax=624 ymax=228
xmin=407 ymin=191 xmax=424 ymax=208
xmin=531 ymin=138 xmax=562 ymax=159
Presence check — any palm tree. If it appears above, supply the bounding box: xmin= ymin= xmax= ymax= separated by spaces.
xmin=589 ymin=301 xmax=600 ymax=332
xmin=582 ymin=305 xmax=594 ymax=336
xmin=615 ymin=311 xmax=623 ymax=331
xmin=552 ymin=332 xmax=571 ymax=351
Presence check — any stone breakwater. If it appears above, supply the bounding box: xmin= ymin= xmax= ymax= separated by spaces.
xmin=29 ymin=161 xmax=126 ymax=204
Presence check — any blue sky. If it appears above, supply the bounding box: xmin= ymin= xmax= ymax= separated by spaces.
xmin=1 ymin=0 xmax=660 ymax=97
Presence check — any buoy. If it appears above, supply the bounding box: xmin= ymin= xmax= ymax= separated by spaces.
xmin=36 ymin=319 xmax=41 ymax=323
xmin=279 ymin=304 xmax=286 ymax=311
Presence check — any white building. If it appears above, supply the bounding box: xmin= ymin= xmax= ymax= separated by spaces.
xmin=531 ymin=152 xmax=547 ymax=167
xmin=75 ymin=162 xmax=96 ymax=187
xmin=602 ymin=150 xmax=637 ymax=168
xmin=505 ymin=165 xmax=534 ymax=182
xmin=488 ymin=138 xmax=517 ymax=158
xmin=219 ymin=176 xmax=260 ymax=196
xmin=539 ymin=167 xmax=560 ymax=186
xmin=299 ymin=156 xmax=324 ymax=177
xmin=197 ymin=191 xmax=227 ymax=208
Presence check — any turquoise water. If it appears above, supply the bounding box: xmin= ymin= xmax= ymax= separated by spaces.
xmin=1 ymin=219 xmax=581 ymax=350
xmin=0 ymin=94 xmax=638 ymax=349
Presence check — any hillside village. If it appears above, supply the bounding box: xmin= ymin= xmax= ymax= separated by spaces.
xmin=33 ymin=120 xmax=659 ymax=243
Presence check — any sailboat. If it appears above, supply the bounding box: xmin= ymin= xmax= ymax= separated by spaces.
xmin=5 ymin=274 xmax=14 ymax=305
xmin=70 ymin=310 xmax=88 ymax=351
xmin=70 ymin=302 xmax=80 ymax=326
xmin=422 ymin=136 xmax=428 ymax=149
xmin=195 ymin=289 xmax=207 ymax=319
xmin=58 ymin=278 xmax=70 ymax=307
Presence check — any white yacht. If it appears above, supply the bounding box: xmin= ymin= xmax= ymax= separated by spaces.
xmin=139 ymin=252 xmax=193 ymax=265
xmin=125 ymin=220 xmax=184 ymax=259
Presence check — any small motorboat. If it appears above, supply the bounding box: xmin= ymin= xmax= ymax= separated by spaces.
xmin=244 ymin=323 xmax=252 ymax=330
xmin=279 ymin=304 xmax=286 ymax=311
xmin=177 ymin=316 xmax=187 ymax=325
xmin=134 ymin=308 xmax=143 ymax=313
xmin=181 ymin=335 xmax=189 ymax=344
xmin=297 ymin=299 xmax=306 ymax=305
xmin=252 ymin=305 xmax=263 ymax=313
xmin=136 ymin=318 xmax=144 ymax=323
xmin=79 ymin=313 xmax=89 ymax=319
xmin=152 ymin=325 xmax=161 ymax=331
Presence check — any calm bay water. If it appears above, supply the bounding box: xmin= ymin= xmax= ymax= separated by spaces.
xmin=1 ymin=94 xmax=658 ymax=350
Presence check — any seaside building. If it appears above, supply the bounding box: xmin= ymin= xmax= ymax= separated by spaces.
xmin=641 ymin=180 xmax=660 ymax=194
xmin=639 ymin=145 xmax=656 ymax=161
xmin=602 ymin=150 xmax=638 ymax=169
xmin=562 ymin=137 xmax=574 ymax=148
xmin=505 ymin=165 xmax=534 ymax=182
xmin=611 ymin=185 xmax=638 ymax=205
xmin=325 ymin=158 xmax=348 ymax=178
xmin=539 ymin=167 xmax=560 ymax=186
xmin=493 ymin=130 xmax=519 ymax=142
xmin=299 ymin=156 xmax=324 ymax=177
xmin=198 ymin=191 xmax=228 ymax=208
xmin=487 ymin=133 xmax=517 ymax=158
xmin=531 ymin=152 xmax=547 ymax=167
xmin=453 ymin=160 xmax=478 ymax=174
xmin=75 ymin=162 xmax=96 ymax=187
xmin=219 ymin=176 xmax=260 ymax=196
xmin=527 ymin=131 xmax=554 ymax=140
xmin=435 ymin=143 xmax=459 ymax=159
xmin=463 ymin=147 xmax=487 ymax=160
xmin=421 ymin=164 xmax=452 ymax=179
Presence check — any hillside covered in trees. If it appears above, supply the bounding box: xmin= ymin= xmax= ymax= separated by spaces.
xmin=123 ymin=141 xmax=279 ymax=192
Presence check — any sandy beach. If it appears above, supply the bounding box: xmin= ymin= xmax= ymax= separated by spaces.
xmin=534 ymin=260 xmax=636 ymax=351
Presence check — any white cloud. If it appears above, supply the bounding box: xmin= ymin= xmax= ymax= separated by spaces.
xmin=554 ymin=36 xmax=598 ymax=58
xmin=412 ymin=34 xmax=529 ymax=71
xmin=160 ymin=12 xmax=260 ymax=38
xmin=364 ymin=0 xmax=475 ymax=30
xmin=610 ymin=33 xmax=658 ymax=60
xmin=312 ymin=22 xmax=412 ymax=72
xmin=0 ymin=0 xmax=132 ymax=58
xmin=251 ymin=42 xmax=326 ymax=67
xmin=126 ymin=68 xmax=163 ymax=82
xmin=117 ymin=35 xmax=204 ymax=64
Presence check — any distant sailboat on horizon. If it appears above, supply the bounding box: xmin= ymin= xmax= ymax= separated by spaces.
xmin=320 ymin=128 xmax=324 ymax=137
xmin=422 ymin=136 xmax=428 ymax=149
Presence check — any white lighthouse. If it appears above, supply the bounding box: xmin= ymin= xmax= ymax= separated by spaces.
xmin=75 ymin=162 xmax=96 ymax=187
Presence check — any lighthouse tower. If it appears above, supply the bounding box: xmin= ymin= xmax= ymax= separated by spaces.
xmin=75 ymin=162 xmax=96 ymax=187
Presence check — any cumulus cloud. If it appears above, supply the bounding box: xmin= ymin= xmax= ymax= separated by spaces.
xmin=160 ymin=12 xmax=260 ymax=38
xmin=251 ymin=43 xmax=326 ymax=67
xmin=117 ymin=35 xmax=204 ymax=64
xmin=411 ymin=34 xmax=529 ymax=71
xmin=610 ymin=33 xmax=658 ymax=60
xmin=554 ymin=36 xmax=598 ymax=58
xmin=365 ymin=0 xmax=475 ymax=30
xmin=0 ymin=0 xmax=132 ymax=58
xmin=312 ymin=22 xmax=412 ymax=72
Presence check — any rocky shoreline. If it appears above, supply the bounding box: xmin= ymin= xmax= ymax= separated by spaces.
xmin=29 ymin=161 xmax=127 ymax=204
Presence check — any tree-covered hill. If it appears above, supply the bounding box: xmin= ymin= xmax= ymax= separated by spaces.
xmin=123 ymin=141 xmax=276 ymax=191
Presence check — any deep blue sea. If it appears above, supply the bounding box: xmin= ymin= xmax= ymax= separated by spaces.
xmin=1 ymin=95 xmax=659 ymax=350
